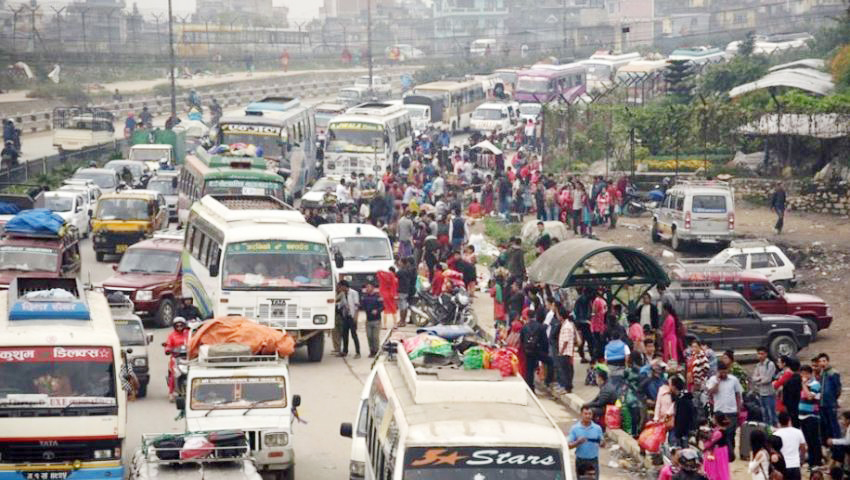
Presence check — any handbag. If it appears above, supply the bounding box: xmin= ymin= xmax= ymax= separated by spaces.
xmin=637 ymin=421 xmax=667 ymax=453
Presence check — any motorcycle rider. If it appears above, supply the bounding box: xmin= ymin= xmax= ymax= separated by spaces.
xmin=164 ymin=317 xmax=189 ymax=401
xmin=1 ymin=140 xmax=19 ymax=169
xmin=139 ymin=106 xmax=153 ymax=129
xmin=176 ymin=297 xmax=202 ymax=322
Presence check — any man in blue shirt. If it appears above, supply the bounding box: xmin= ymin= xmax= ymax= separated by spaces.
xmin=568 ymin=406 xmax=605 ymax=480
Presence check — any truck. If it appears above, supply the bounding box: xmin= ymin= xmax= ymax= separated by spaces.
xmin=0 ymin=210 xmax=81 ymax=289
xmin=130 ymin=128 xmax=187 ymax=166
xmin=0 ymin=276 xmax=127 ymax=480
xmin=52 ymin=107 xmax=116 ymax=151
xmin=178 ymin=342 xmax=300 ymax=480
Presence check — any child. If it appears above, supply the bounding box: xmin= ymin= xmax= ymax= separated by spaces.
xmin=703 ymin=414 xmax=731 ymax=480
xmin=628 ymin=316 xmax=645 ymax=353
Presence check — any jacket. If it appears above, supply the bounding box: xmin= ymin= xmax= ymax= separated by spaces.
xmin=821 ymin=367 xmax=842 ymax=408
xmin=360 ymin=293 xmax=383 ymax=322
xmin=672 ymin=391 xmax=698 ymax=438
xmin=586 ymin=380 xmax=618 ymax=410
xmin=519 ymin=321 xmax=548 ymax=356
xmin=505 ymin=246 xmax=526 ymax=278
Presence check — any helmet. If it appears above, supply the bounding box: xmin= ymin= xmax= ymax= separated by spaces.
xmin=173 ymin=317 xmax=187 ymax=328
xmin=678 ymin=448 xmax=702 ymax=472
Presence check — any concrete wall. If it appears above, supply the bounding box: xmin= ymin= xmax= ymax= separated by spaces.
xmin=733 ymin=178 xmax=850 ymax=216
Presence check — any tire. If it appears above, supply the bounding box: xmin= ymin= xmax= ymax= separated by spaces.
xmin=156 ymin=298 xmax=176 ymax=328
xmin=671 ymin=228 xmax=682 ymax=251
xmin=769 ymin=335 xmax=797 ymax=359
xmin=137 ymin=381 xmax=148 ymax=398
xmin=95 ymin=251 xmax=105 ymax=262
xmin=651 ymin=222 xmax=660 ymax=243
xmin=307 ymin=333 xmax=324 ymax=362
xmin=410 ymin=306 xmax=430 ymax=327
xmin=276 ymin=467 xmax=294 ymax=480
xmin=805 ymin=319 xmax=819 ymax=342
xmin=462 ymin=308 xmax=477 ymax=329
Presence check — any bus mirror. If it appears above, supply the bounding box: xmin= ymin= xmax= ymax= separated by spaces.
xmin=209 ymin=257 xmax=220 ymax=277
xmin=334 ymin=251 xmax=344 ymax=269
xmin=175 ymin=396 xmax=185 ymax=411
xmin=340 ymin=422 xmax=353 ymax=438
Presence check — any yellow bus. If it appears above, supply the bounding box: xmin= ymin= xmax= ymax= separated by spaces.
xmin=410 ymin=79 xmax=487 ymax=132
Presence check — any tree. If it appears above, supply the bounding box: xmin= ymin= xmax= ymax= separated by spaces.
xmin=664 ymin=59 xmax=695 ymax=103
xmin=698 ymin=55 xmax=769 ymax=94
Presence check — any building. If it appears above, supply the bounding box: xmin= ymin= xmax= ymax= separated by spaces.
xmin=321 ymin=0 xmax=395 ymax=18
xmin=432 ymin=0 xmax=510 ymax=56
xmin=195 ymin=0 xmax=289 ymax=27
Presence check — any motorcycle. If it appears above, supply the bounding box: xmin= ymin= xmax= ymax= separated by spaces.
xmin=163 ymin=343 xmax=188 ymax=402
xmin=410 ymin=286 xmax=476 ymax=328
xmin=621 ymin=184 xmax=662 ymax=217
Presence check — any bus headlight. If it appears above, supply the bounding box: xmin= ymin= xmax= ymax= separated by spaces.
xmin=133 ymin=357 xmax=147 ymax=367
xmin=350 ymin=460 xmax=365 ymax=477
xmin=135 ymin=290 xmax=153 ymax=301
xmin=264 ymin=432 xmax=289 ymax=447
xmin=313 ymin=315 xmax=328 ymax=325
xmin=93 ymin=449 xmax=118 ymax=460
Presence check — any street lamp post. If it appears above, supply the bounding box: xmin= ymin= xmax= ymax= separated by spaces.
xmin=167 ymin=0 xmax=177 ymax=118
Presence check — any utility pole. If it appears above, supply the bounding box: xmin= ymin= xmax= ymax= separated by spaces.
xmin=562 ymin=0 xmax=567 ymax=57
xmin=367 ymin=0 xmax=373 ymax=95
xmin=167 ymin=0 xmax=177 ymax=118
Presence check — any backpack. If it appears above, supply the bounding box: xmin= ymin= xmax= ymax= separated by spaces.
xmin=523 ymin=324 xmax=544 ymax=355
xmin=401 ymin=155 xmax=411 ymax=170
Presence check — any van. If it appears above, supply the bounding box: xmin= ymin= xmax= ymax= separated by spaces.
xmin=318 ymin=223 xmax=394 ymax=292
xmin=91 ymin=190 xmax=168 ymax=261
xmin=651 ymin=180 xmax=735 ymax=250
xmin=470 ymin=102 xmax=514 ymax=134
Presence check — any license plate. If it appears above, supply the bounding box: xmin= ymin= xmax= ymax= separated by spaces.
xmin=24 ymin=471 xmax=70 ymax=480
xmin=116 ymin=244 xmax=128 ymax=253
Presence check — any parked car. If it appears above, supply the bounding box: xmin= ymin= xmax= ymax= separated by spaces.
xmin=708 ymin=239 xmax=796 ymax=287
xmin=101 ymin=233 xmax=183 ymax=327
xmin=652 ymin=180 xmax=735 ymax=250
xmin=663 ymin=288 xmax=812 ymax=359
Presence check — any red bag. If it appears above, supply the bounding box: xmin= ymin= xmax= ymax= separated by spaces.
xmin=637 ymin=421 xmax=667 ymax=453
xmin=604 ymin=404 xmax=622 ymax=430
xmin=494 ymin=302 xmax=506 ymax=321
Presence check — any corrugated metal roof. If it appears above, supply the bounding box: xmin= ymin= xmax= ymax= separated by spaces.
xmin=738 ymin=113 xmax=850 ymax=139
xmin=769 ymin=58 xmax=825 ymax=72
xmin=729 ymin=68 xmax=834 ymax=98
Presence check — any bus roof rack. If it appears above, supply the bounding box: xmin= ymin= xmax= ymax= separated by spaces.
xmin=196 ymin=343 xmax=286 ymax=367
xmin=8 ymin=277 xmax=90 ymax=321
xmin=673 ymin=179 xmax=731 ymax=188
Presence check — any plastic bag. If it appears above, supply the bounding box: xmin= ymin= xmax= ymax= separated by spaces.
xmin=463 ymin=346 xmax=488 ymax=370
xmin=604 ymin=403 xmax=622 ymax=430
xmin=637 ymin=421 xmax=667 ymax=453
xmin=180 ymin=435 xmax=214 ymax=460
xmin=488 ymin=347 xmax=519 ymax=377
xmin=403 ymin=333 xmax=452 ymax=360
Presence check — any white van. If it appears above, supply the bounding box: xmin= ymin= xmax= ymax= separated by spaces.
xmin=340 ymin=368 xmax=377 ymax=480
xmin=470 ymin=102 xmax=514 ymax=134
xmin=470 ymin=38 xmax=498 ymax=56
xmin=318 ymin=223 xmax=394 ymax=292
xmin=651 ymin=179 xmax=736 ymax=250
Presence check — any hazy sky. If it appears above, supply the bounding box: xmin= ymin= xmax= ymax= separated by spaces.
xmin=127 ymin=0 xmax=322 ymax=21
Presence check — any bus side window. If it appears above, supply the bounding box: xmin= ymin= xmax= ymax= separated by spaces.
xmin=200 ymin=235 xmax=210 ymax=265
xmin=208 ymin=243 xmax=221 ymax=276
xmin=185 ymin=225 xmax=195 ymax=251
xmin=192 ymin=229 xmax=204 ymax=259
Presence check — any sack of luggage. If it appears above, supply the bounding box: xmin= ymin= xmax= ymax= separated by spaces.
xmin=208 ymin=430 xmax=248 ymax=458
xmin=152 ymin=434 xmax=185 ymax=461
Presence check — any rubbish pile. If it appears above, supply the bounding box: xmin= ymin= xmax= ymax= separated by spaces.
xmin=208 ymin=143 xmax=263 ymax=158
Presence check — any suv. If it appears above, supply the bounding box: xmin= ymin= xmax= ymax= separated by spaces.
xmin=0 ymin=219 xmax=81 ymax=288
xmin=109 ymin=294 xmax=153 ymax=397
xmin=652 ymin=180 xmax=735 ymax=250
xmin=708 ymin=240 xmax=796 ymax=287
xmin=101 ymin=233 xmax=183 ymax=327
xmin=663 ymin=288 xmax=812 ymax=359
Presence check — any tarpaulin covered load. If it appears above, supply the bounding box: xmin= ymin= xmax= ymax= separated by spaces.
xmin=188 ymin=316 xmax=295 ymax=359
xmin=4 ymin=209 xmax=65 ymax=235
xmin=0 ymin=202 xmax=20 ymax=215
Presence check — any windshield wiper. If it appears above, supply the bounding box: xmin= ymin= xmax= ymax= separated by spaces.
xmin=61 ymin=399 xmax=110 ymax=414
xmin=203 ymin=402 xmax=234 ymax=417
xmin=242 ymin=398 xmax=278 ymax=416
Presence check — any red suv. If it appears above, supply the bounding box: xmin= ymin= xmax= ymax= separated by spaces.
xmin=671 ymin=270 xmax=833 ymax=338
xmin=102 ymin=235 xmax=183 ymax=327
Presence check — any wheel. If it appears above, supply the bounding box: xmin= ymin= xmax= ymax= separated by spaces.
xmin=136 ymin=381 xmax=148 ymax=398
xmin=805 ymin=319 xmax=819 ymax=342
xmin=671 ymin=228 xmax=682 ymax=251
xmin=777 ymin=280 xmax=794 ymax=290
xmin=651 ymin=222 xmax=660 ymax=243
xmin=276 ymin=466 xmax=294 ymax=480
xmin=95 ymin=251 xmax=105 ymax=262
xmin=307 ymin=333 xmax=324 ymax=362
xmin=156 ymin=298 xmax=176 ymax=328
xmin=462 ymin=308 xmax=477 ymax=328
xmin=769 ymin=335 xmax=797 ymax=359
xmin=410 ymin=306 xmax=430 ymax=327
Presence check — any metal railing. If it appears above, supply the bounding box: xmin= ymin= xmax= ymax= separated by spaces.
xmin=0 ymin=140 xmax=125 ymax=185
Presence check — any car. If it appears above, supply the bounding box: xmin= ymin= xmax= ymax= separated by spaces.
xmin=42 ymin=190 xmax=90 ymax=237
xmin=0 ymin=216 xmax=81 ymax=288
xmin=663 ymin=288 xmax=812 ymax=359
xmin=708 ymin=239 xmax=796 ymax=287
xmin=651 ymin=179 xmax=736 ymax=251
xmin=669 ymin=267 xmax=832 ymax=339
xmin=72 ymin=167 xmax=121 ymax=194
xmin=109 ymin=294 xmax=153 ymax=397
xmin=300 ymin=177 xmax=339 ymax=209
xmin=144 ymin=171 xmax=179 ymax=222
xmin=104 ymin=159 xmax=152 ymax=189
xmin=318 ymin=223 xmax=394 ymax=292
xmin=518 ymin=102 xmax=542 ymax=123
xmin=101 ymin=233 xmax=183 ymax=327
xmin=91 ymin=190 xmax=169 ymax=261
xmin=59 ymin=181 xmax=102 ymax=220
xmin=353 ymin=75 xmax=392 ymax=99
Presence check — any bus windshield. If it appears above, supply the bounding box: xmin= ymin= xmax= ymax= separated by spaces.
xmin=190 ymin=376 xmax=286 ymax=410
xmin=327 ymin=122 xmax=385 ymax=153
xmin=0 ymin=246 xmax=58 ymax=272
xmin=115 ymin=322 xmax=146 ymax=346
xmin=223 ymin=240 xmax=333 ymax=291
xmin=96 ymin=198 xmax=149 ymax=221
xmin=516 ymin=77 xmax=551 ymax=93
xmin=0 ymin=346 xmax=117 ymax=410
xmin=204 ymin=179 xmax=284 ymax=199
xmin=403 ymin=447 xmax=565 ymax=480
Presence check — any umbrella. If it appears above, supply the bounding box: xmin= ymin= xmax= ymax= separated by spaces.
xmin=472 ymin=140 xmax=503 ymax=155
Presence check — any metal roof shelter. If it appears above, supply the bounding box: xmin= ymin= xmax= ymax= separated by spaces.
xmin=528 ymin=238 xmax=670 ymax=305
xmin=729 ymin=68 xmax=834 ymax=98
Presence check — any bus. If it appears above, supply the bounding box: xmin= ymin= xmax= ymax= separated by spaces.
xmin=579 ymin=51 xmax=642 ymax=91
xmin=176 ymin=154 xmax=286 ymax=225
xmin=0 ymin=277 xmax=126 ymax=480
xmin=324 ymin=102 xmax=412 ymax=178
xmin=182 ymin=195 xmax=335 ymax=362
xmin=340 ymin=335 xmax=573 ymax=480
xmin=615 ymin=59 xmax=668 ymax=104
xmin=515 ymin=63 xmax=587 ymax=103
xmin=668 ymin=46 xmax=728 ymax=66
xmin=410 ymin=79 xmax=487 ymax=131
xmin=314 ymin=102 xmax=347 ymax=145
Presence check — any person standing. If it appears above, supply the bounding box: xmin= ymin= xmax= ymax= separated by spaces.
xmin=572 ymin=182 xmax=585 ymax=235
xmin=774 ymin=356 xmax=803 ymax=428
xmin=519 ymin=315 xmax=551 ymax=393
xmin=705 ymin=362 xmax=744 ymax=461
xmin=818 ymin=353 xmax=842 ymax=447
xmin=752 ymin=346 xmax=778 ymax=426
xmin=505 ymin=237 xmax=526 ymax=282
xmin=360 ymin=282 xmax=384 ymax=357
xmin=747 ymin=430 xmax=771 ymax=480
xmin=336 ymin=280 xmax=361 ymax=359
xmin=568 ymin=406 xmax=605 ymax=480
xmin=799 ymin=364 xmax=823 ymax=468
xmin=589 ymin=290 xmax=607 ymax=362
xmin=396 ymin=258 xmax=416 ymax=326
xmin=770 ymin=182 xmax=786 ymax=234
xmin=573 ymin=289 xmax=592 ymax=363
xmin=774 ymin=411 xmax=807 ymax=480
xmin=557 ymin=304 xmax=576 ymax=393
xmin=397 ymin=210 xmax=414 ymax=259
xmin=376 ymin=270 xmax=398 ymax=330
xmin=662 ymin=303 xmax=682 ymax=365
xmin=703 ymin=413 xmax=732 ymax=480
xmin=448 ymin=209 xmax=468 ymax=251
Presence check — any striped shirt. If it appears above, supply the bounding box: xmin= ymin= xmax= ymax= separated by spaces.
xmin=558 ymin=319 xmax=576 ymax=357
xmin=799 ymin=378 xmax=821 ymax=418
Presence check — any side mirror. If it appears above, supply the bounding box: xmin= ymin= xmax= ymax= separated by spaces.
xmin=75 ymin=205 xmax=82 ymax=213
xmin=334 ymin=251 xmax=344 ymax=269
xmin=340 ymin=422 xmax=353 ymax=438
xmin=146 ymin=334 xmax=154 ymax=343
xmin=175 ymin=396 xmax=185 ymax=411
xmin=292 ymin=394 xmax=301 ymax=408
xmin=126 ymin=348 xmax=133 ymax=354
xmin=112 ymin=264 xmax=118 ymax=271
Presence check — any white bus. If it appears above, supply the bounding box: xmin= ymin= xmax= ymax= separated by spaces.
xmin=182 ymin=195 xmax=336 ymax=362
xmin=411 ymin=79 xmax=487 ymax=132
xmin=580 ymin=51 xmax=642 ymax=91
xmin=0 ymin=277 xmax=127 ymax=480
xmin=325 ymin=102 xmax=413 ymax=178
xmin=340 ymin=336 xmax=573 ymax=480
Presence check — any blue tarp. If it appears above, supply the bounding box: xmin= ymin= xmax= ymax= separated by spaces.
xmin=4 ymin=209 xmax=65 ymax=235
xmin=0 ymin=202 xmax=20 ymax=215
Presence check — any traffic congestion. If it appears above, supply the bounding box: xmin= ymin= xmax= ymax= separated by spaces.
xmin=0 ymin=23 xmax=848 ymax=480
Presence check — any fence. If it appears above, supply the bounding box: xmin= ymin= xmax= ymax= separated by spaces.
xmin=0 ymin=140 xmax=125 ymax=186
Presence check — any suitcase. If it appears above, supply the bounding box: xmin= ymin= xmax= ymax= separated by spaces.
xmin=739 ymin=421 xmax=770 ymax=459
xmin=152 ymin=435 xmax=185 ymax=461
xmin=207 ymin=430 xmax=248 ymax=458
